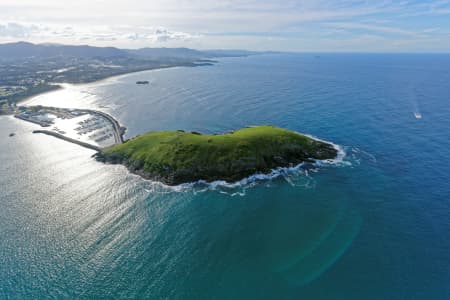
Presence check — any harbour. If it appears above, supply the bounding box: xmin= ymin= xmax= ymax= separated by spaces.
xmin=12 ymin=106 xmax=125 ymax=149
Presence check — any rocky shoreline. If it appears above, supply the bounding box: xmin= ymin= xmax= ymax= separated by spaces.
xmin=94 ymin=126 xmax=338 ymax=186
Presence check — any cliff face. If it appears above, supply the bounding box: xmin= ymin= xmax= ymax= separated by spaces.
xmin=95 ymin=126 xmax=338 ymax=185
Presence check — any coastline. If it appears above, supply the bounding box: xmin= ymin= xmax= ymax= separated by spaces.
xmin=10 ymin=59 xmax=225 ymax=152
xmin=96 ymin=127 xmax=342 ymax=186
xmin=10 ymin=55 xmax=345 ymax=188
xmin=17 ymin=61 xmax=217 ymax=106
xmin=113 ymin=135 xmax=346 ymax=191
xmin=12 ymin=84 xmax=63 ymax=106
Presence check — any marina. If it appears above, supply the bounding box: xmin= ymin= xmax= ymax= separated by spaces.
xmin=14 ymin=106 xmax=125 ymax=149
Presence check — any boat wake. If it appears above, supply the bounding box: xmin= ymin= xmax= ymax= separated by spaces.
xmin=414 ymin=111 xmax=422 ymax=119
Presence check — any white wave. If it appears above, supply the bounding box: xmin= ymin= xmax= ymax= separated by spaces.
xmin=303 ymin=133 xmax=347 ymax=165
xmin=135 ymin=135 xmax=350 ymax=196
xmin=351 ymin=147 xmax=377 ymax=163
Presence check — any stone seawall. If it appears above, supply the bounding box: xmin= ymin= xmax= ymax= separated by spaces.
xmin=32 ymin=130 xmax=101 ymax=151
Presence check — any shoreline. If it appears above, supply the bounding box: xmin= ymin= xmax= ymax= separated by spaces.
xmin=6 ymin=54 xmax=346 ymax=189
xmin=10 ymin=60 xmax=225 ymax=151
xmin=12 ymin=84 xmax=63 ymax=106
xmin=112 ymin=138 xmax=346 ymax=191
xmin=97 ymin=127 xmax=341 ymax=186
xmin=153 ymin=137 xmax=345 ymax=189
xmin=17 ymin=62 xmax=217 ymax=106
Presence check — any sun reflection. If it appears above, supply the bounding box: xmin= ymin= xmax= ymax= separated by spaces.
xmin=21 ymin=83 xmax=100 ymax=109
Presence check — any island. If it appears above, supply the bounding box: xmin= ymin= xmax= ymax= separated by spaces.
xmin=94 ymin=126 xmax=338 ymax=185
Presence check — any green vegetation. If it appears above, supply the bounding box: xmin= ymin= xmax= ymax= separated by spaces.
xmin=96 ymin=126 xmax=338 ymax=185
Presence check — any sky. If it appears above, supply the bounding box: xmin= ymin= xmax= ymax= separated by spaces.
xmin=1 ymin=0 xmax=450 ymax=52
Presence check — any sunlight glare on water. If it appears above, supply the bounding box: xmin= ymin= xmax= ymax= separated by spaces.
xmin=2 ymin=54 xmax=450 ymax=299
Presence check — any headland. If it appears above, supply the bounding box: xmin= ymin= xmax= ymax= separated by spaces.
xmin=95 ymin=126 xmax=338 ymax=185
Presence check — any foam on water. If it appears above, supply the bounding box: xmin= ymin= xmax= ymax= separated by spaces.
xmin=134 ymin=137 xmax=350 ymax=196
xmin=4 ymin=53 xmax=450 ymax=299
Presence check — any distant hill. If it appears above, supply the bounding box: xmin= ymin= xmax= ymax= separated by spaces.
xmin=202 ymin=49 xmax=263 ymax=57
xmin=126 ymin=47 xmax=206 ymax=59
xmin=0 ymin=42 xmax=126 ymax=60
xmin=0 ymin=42 xmax=269 ymax=61
xmin=126 ymin=48 xmax=262 ymax=59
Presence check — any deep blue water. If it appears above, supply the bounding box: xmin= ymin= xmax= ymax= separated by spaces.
xmin=2 ymin=53 xmax=450 ymax=299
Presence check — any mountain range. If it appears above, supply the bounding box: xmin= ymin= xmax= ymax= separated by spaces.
xmin=0 ymin=42 xmax=265 ymax=61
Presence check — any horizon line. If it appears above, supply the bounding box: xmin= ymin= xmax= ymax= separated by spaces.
xmin=1 ymin=40 xmax=450 ymax=55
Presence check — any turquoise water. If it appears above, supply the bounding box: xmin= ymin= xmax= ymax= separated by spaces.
xmin=1 ymin=54 xmax=450 ymax=299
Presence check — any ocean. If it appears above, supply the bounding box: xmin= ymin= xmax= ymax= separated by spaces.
xmin=1 ymin=53 xmax=450 ymax=299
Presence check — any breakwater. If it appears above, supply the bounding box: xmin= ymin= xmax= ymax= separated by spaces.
xmin=15 ymin=106 xmax=126 ymax=151
xmin=80 ymin=109 xmax=125 ymax=143
xmin=32 ymin=130 xmax=101 ymax=151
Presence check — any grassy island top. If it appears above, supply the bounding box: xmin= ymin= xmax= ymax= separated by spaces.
xmin=98 ymin=125 xmax=337 ymax=185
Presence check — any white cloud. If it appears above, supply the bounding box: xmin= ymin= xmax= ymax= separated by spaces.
xmin=0 ymin=22 xmax=40 ymax=38
xmin=0 ymin=22 xmax=200 ymax=46
xmin=325 ymin=22 xmax=422 ymax=37
xmin=1 ymin=1 xmax=450 ymax=51
xmin=122 ymin=27 xmax=200 ymax=43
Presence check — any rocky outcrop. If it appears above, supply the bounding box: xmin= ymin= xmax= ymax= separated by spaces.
xmin=94 ymin=126 xmax=338 ymax=185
